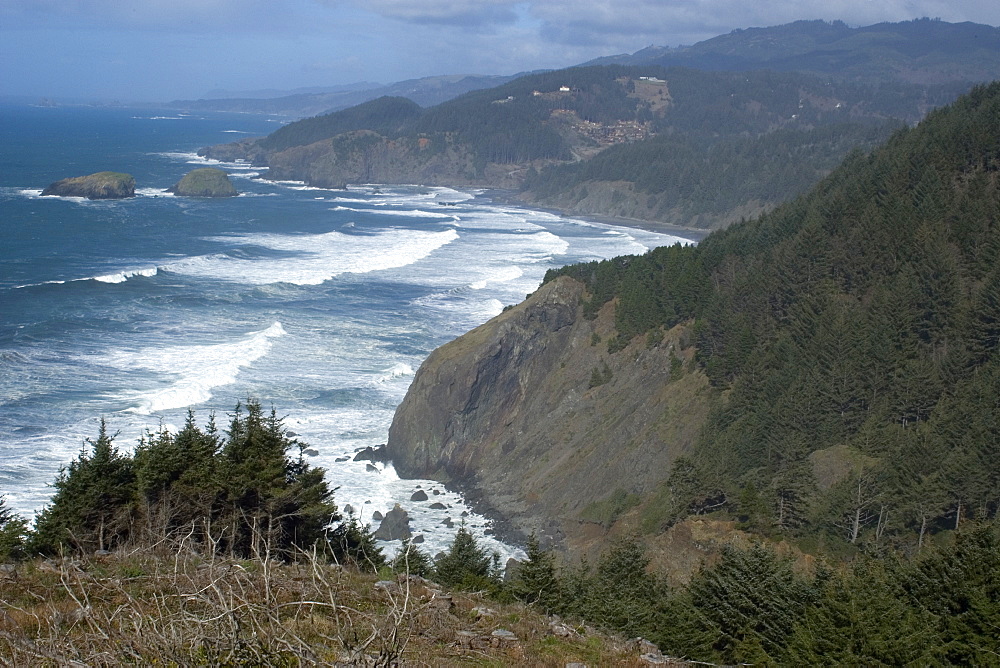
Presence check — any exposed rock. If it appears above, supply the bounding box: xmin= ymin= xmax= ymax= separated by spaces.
xmin=441 ymin=517 xmax=454 ymax=528
xmin=365 ymin=463 xmax=379 ymax=473
xmin=374 ymin=580 xmax=400 ymax=596
xmin=335 ymin=456 xmax=350 ymax=462
xmin=429 ymin=502 xmax=447 ymax=510
xmin=385 ymin=276 xmax=710 ymax=556
xmin=167 ymin=167 xmax=237 ymax=197
xmin=42 ymin=171 xmax=135 ymax=199
xmin=374 ymin=504 xmax=411 ymax=541
xmin=303 ymin=448 xmax=319 ymax=457
xmin=503 ymin=557 xmax=520 ymax=582
xmin=410 ymin=490 xmax=429 ymax=502
xmin=372 ymin=510 xmax=384 ymax=521
xmin=353 ymin=445 xmax=389 ymax=462
xmin=472 ymin=606 xmax=496 ymax=619
xmin=412 ymin=534 xmax=424 ymax=544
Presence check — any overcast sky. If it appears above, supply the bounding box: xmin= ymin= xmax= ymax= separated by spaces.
xmin=3 ymin=0 xmax=999 ymax=102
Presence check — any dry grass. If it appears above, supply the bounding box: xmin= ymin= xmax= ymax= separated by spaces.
xmin=0 ymin=540 xmax=665 ymax=667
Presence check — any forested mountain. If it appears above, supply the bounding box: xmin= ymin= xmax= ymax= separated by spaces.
xmin=588 ymin=18 xmax=1000 ymax=85
xmin=387 ymin=82 xmax=1000 ymax=562
xmin=202 ymin=63 xmax=968 ymax=228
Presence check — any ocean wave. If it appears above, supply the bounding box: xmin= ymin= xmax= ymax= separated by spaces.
xmin=469 ymin=266 xmax=524 ymax=289
xmin=374 ymin=362 xmax=414 ymax=385
xmin=92 ymin=267 xmax=159 ymax=283
xmin=155 ymin=152 xmax=257 ymax=171
xmin=163 ymin=228 xmax=459 ymax=286
xmin=135 ymin=187 xmax=175 ymax=198
xmin=14 ymin=266 xmax=159 ymax=289
xmin=105 ymin=322 xmax=287 ymax=414
xmin=330 ymin=205 xmax=455 ymax=219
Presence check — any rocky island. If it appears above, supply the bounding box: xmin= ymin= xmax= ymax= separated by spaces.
xmin=167 ymin=167 xmax=238 ymax=197
xmin=41 ymin=171 xmax=135 ymax=199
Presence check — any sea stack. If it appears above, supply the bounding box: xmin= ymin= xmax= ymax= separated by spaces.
xmin=168 ymin=167 xmax=238 ymax=197
xmin=41 ymin=172 xmax=135 ymax=199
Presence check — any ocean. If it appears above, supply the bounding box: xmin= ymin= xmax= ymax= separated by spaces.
xmin=0 ymin=103 xmax=693 ymax=560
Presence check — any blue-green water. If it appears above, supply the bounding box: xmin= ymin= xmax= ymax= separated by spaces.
xmin=0 ymin=104 xmax=691 ymax=557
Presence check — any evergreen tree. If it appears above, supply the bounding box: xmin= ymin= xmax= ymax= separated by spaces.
xmin=327 ymin=511 xmax=385 ymax=572
xmin=681 ymin=544 xmax=817 ymax=663
xmin=0 ymin=496 xmax=27 ymax=560
xmin=509 ymin=533 xmax=561 ymax=613
xmin=784 ymin=561 xmax=944 ymax=665
xmin=391 ymin=538 xmax=433 ymax=578
xmin=31 ymin=419 xmax=135 ymax=554
xmin=434 ymin=523 xmax=497 ymax=590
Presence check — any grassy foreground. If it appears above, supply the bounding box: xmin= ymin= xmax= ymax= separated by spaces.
xmin=0 ymin=545 xmax=677 ymax=667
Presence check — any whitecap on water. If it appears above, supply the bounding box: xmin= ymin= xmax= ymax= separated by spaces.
xmin=97 ymin=322 xmax=288 ymax=415
xmin=164 ymin=228 xmax=459 ymax=286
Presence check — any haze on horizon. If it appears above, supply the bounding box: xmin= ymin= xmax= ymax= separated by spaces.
xmin=3 ymin=0 xmax=1000 ymax=104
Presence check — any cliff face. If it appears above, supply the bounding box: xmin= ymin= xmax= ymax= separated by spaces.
xmin=386 ymin=276 xmax=712 ymax=551
xmin=201 ymin=133 xmax=527 ymax=190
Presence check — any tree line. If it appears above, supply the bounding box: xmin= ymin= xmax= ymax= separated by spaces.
xmin=545 ymin=81 xmax=1000 ymax=552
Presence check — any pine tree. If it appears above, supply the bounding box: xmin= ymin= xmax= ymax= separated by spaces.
xmin=30 ymin=419 xmax=135 ymax=554
xmin=0 ymin=496 xmax=27 ymax=560
xmin=434 ymin=523 xmax=497 ymax=590
xmin=328 ymin=511 xmax=385 ymax=572
xmin=510 ymin=533 xmax=561 ymax=613
xmin=391 ymin=538 xmax=433 ymax=578
xmin=784 ymin=561 xmax=944 ymax=665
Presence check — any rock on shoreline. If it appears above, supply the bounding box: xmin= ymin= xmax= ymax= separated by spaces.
xmin=41 ymin=171 xmax=135 ymax=199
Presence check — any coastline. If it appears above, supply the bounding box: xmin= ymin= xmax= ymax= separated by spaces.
xmin=479 ymin=188 xmax=712 ymax=244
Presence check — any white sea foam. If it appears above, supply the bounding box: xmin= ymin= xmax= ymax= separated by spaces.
xmin=164 ymin=228 xmax=459 ymax=286
xmin=135 ymin=187 xmax=175 ymax=198
xmin=104 ymin=322 xmax=287 ymax=414
xmin=374 ymin=362 xmax=414 ymax=385
xmin=156 ymin=152 xmax=260 ymax=172
xmin=469 ymin=266 xmax=523 ymax=290
xmin=14 ymin=266 xmax=159 ymax=289
xmin=92 ymin=267 xmax=159 ymax=283
xmin=328 ymin=197 xmax=373 ymax=204
xmin=330 ymin=205 xmax=456 ymax=220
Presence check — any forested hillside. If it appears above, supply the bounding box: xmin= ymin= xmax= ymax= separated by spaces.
xmin=202 ymin=64 xmax=966 ymax=228
xmin=545 ymin=81 xmax=1000 ymax=550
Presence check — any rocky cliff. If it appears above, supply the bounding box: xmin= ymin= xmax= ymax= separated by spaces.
xmin=386 ymin=276 xmax=712 ymax=553
xmin=41 ymin=172 xmax=135 ymax=199
xmin=202 ymin=132 xmax=526 ymax=190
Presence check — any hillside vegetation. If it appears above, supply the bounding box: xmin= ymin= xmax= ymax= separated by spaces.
xmin=201 ymin=63 xmax=966 ymax=228
xmin=590 ymin=18 xmax=1000 ymax=85
xmin=545 ymin=81 xmax=1000 ymax=550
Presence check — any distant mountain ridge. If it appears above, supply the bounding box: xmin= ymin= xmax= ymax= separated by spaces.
xmin=168 ymin=73 xmax=525 ymax=118
xmin=586 ymin=18 xmax=1000 ymax=84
